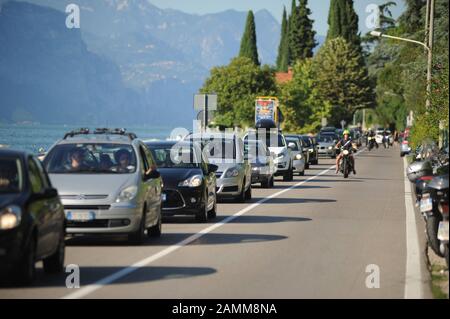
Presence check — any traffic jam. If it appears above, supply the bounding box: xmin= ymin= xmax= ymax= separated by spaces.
xmin=0 ymin=97 xmax=448 ymax=288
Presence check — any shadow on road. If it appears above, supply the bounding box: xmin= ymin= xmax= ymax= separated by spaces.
xmin=0 ymin=266 xmax=217 ymax=289
xmin=66 ymin=232 xmax=288 ymax=247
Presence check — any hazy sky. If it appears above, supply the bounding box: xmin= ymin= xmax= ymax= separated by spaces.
xmin=148 ymin=0 xmax=405 ymax=36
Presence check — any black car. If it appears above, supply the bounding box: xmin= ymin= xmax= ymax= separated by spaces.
xmin=300 ymin=135 xmax=319 ymax=166
xmin=0 ymin=149 xmax=65 ymax=285
xmin=145 ymin=141 xmax=218 ymax=222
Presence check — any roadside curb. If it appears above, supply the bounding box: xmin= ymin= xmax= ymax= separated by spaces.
xmin=402 ymin=157 xmax=433 ymax=299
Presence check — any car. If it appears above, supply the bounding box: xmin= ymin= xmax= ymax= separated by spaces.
xmin=316 ymin=133 xmax=338 ymax=158
xmin=185 ymin=132 xmax=252 ymax=202
xmin=286 ymin=135 xmax=310 ymax=168
xmin=375 ymin=129 xmax=393 ymax=145
xmin=320 ymin=126 xmax=337 ymax=135
xmin=400 ymin=136 xmax=412 ymax=157
xmin=0 ymin=149 xmax=65 ymax=285
xmin=145 ymin=140 xmax=218 ymax=222
xmin=300 ymin=135 xmax=319 ymax=166
xmin=245 ymin=130 xmax=294 ymax=182
xmin=244 ymin=139 xmax=276 ymax=187
xmin=285 ymin=136 xmax=306 ymax=176
xmin=43 ymin=128 xmax=163 ymax=244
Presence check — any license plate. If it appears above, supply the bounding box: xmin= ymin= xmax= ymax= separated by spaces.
xmin=161 ymin=193 xmax=167 ymax=202
xmin=66 ymin=211 xmax=95 ymax=221
xmin=420 ymin=198 xmax=433 ymax=213
xmin=438 ymin=221 xmax=449 ymax=241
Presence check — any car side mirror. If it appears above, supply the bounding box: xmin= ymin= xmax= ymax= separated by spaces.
xmin=145 ymin=169 xmax=160 ymax=180
xmin=288 ymin=142 xmax=296 ymax=149
xmin=208 ymin=164 xmax=218 ymax=174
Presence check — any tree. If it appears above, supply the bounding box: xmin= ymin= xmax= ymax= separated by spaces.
xmin=327 ymin=0 xmax=361 ymax=49
xmin=314 ymin=37 xmax=374 ymax=126
xmin=398 ymin=0 xmax=427 ymax=34
xmin=200 ymin=57 xmax=277 ymax=128
xmin=288 ymin=0 xmax=317 ymax=62
xmin=276 ymin=7 xmax=290 ymax=71
xmin=279 ymin=59 xmax=331 ymax=133
xmin=239 ymin=10 xmax=260 ymax=66
xmin=362 ymin=1 xmax=397 ymax=47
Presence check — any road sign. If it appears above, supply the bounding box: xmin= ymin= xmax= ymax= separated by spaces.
xmin=194 ymin=94 xmax=217 ymax=111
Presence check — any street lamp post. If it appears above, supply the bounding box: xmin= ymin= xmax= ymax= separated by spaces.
xmin=370 ymin=0 xmax=435 ymax=111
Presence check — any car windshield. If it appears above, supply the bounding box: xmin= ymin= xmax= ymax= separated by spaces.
xmin=44 ymin=143 xmax=137 ymax=174
xmin=0 ymin=158 xmax=23 ymax=193
xmin=244 ymin=140 xmax=268 ymax=158
xmin=301 ymin=136 xmax=311 ymax=147
xmin=149 ymin=145 xmax=200 ymax=168
xmin=318 ymin=135 xmax=335 ymax=143
xmin=245 ymin=133 xmax=285 ymax=148
xmin=286 ymin=139 xmax=299 ymax=151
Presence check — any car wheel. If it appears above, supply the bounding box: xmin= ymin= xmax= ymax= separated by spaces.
xmin=261 ymin=178 xmax=270 ymax=188
xmin=245 ymin=183 xmax=252 ymax=200
xmin=195 ymin=202 xmax=208 ymax=223
xmin=15 ymin=235 xmax=37 ymax=285
xmin=129 ymin=208 xmax=146 ymax=245
xmin=208 ymin=199 xmax=217 ymax=219
xmin=300 ymin=169 xmax=305 ymax=176
xmin=235 ymin=181 xmax=246 ymax=203
xmin=147 ymin=208 xmax=162 ymax=238
xmin=43 ymin=230 xmax=65 ymax=274
xmin=270 ymin=176 xmax=275 ymax=188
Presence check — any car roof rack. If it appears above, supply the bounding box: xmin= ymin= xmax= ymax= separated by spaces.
xmin=63 ymin=128 xmax=137 ymax=140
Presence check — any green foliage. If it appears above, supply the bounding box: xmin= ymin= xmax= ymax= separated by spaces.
xmin=276 ymin=7 xmax=290 ymax=71
xmin=239 ymin=11 xmax=260 ymax=66
xmin=313 ymin=37 xmax=374 ymax=126
xmin=327 ymin=0 xmax=361 ymax=50
xmin=200 ymin=57 xmax=277 ymax=128
xmin=288 ymin=0 xmax=316 ymax=63
xmin=279 ymin=59 xmax=331 ymax=133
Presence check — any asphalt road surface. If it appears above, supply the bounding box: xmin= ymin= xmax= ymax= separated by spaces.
xmin=0 ymin=146 xmax=429 ymax=299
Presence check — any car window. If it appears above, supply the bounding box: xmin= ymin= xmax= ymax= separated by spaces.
xmin=149 ymin=144 xmax=200 ymax=169
xmin=286 ymin=139 xmax=299 ymax=151
xmin=28 ymin=158 xmax=45 ymax=194
xmin=0 ymin=158 xmax=23 ymax=193
xmin=44 ymin=143 xmax=137 ymax=174
xmin=139 ymin=145 xmax=150 ymax=173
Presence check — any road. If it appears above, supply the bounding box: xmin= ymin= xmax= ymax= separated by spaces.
xmin=0 ymin=146 xmax=430 ymax=298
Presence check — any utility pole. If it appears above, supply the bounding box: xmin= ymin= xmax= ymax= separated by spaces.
xmin=425 ymin=0 xmax=435 ymax=110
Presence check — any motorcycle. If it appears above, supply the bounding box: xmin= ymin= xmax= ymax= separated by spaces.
xmin=338 ymin=147 xmax=354 ymax=179
xmin=367 ymin=136 xmax=378 ymax=151
xmin=420 ymin=172 xmax=449 ymax=265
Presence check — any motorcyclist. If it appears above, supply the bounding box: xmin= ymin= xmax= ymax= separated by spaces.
xmin=335 ymin=130 xmax=358 ymax=174
xmin=368 ymin=129 xmax=378 ymax=148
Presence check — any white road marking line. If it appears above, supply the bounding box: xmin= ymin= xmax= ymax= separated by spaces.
xmin=63 ymin=149 xmax=365 ymax=299
xmin=403 ymin=157 xmax=424 ymax=299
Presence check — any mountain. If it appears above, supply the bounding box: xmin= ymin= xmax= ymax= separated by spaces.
xmin=1 ymin=0 xmax=282 ymax=126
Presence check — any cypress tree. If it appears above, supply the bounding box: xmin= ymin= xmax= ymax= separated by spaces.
xmin=276 ymin=7 xmax=290 ymax=71
xmin=289 ymin=0 xmax=317 ymax=62
xmin=239 ymin=11 xmax=260 ymax=66
xmin=327 ymin=0 xmax=360 ymax=49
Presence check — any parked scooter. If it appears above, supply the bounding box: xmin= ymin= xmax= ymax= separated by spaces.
xmin=424 ymin=173 xmax=449 ymax=268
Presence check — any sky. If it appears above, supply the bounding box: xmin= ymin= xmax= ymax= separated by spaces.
xmin=148 ymin=0 xmax=406 ymax=36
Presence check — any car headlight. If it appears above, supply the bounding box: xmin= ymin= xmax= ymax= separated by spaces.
xmin=328 ymin=146 xmax=333 ymax=150
xmin=116 ymin=186 xmax=138 ymax=203
xmin=225 ymin=167 xmax=240 ymax=178
xmin=277 ymin=152 xmax=285 ymax=159
xmin=179 ymin=175 xmax=203 ymax=187
xmin=343 ymin=150 xmax=349 ymax=155
xmin=0 ymin=205 xmax=22 ymax=230
xmin=295 ymin=154 xmax=302 ymax=160
xmin=309 ymin=149 xmax=314 ymax=153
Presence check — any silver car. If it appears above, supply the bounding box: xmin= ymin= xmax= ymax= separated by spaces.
xmin=285 ymin=136 xmax=306 ymax=176
xmin=185 ymin=132 xmax=252 ymax=202
xmin=316 ymin=133 xmax=338 ymax=159
xmin=43 ymin=128 xmax=163 ymax=244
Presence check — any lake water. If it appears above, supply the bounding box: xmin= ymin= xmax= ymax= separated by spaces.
xmin=0 ymin=124 xmax=178 ymax=153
